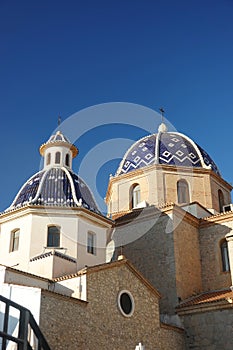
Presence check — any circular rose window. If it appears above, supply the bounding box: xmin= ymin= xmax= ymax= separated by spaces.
xmin=117 ymin=290 xmax=134 ymax=317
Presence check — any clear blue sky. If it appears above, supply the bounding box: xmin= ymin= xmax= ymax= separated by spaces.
xmin=1 ymin=0 xmax=233 ymax=212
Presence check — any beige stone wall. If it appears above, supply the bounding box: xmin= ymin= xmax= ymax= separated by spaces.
xmin=107 ymin=167 xmax=158 ymax=213
xmin=40 ymin=292 xmax=88 ymax=349
xmin=226 ymin=233 xmax=233 ymax=284
xmin=199 ymin=221 xmax=232 ymax=290
xmin=180 ymin=307 xmax=233 ymax=350
xmin=86 ymin=264 xmax=161 ymax=349
xmin=39 ymin=263 xmax=185 ymax=350
xmin=106 ymin=164 xmax=231 ymax=216
xmin=113 ymin=209 xmax=179 ymax=315
xmin=159 ymin=324 xmax=185 ymax=350
xmin=161 ymin=169 xmax=231 ymax=212
xmin=210 ymin=176 xmax=232 ymax=212
xmin=173 ymin=213 xmax=202 ymax=300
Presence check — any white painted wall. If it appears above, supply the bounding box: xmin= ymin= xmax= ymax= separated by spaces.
xmin=0 ymin=283 xmax=41 ymax=323
xmin=77 ymin=217 xmax=107 ymax=270
xmin=43 ymin=145 xmax=73 ymax=170
xmin=0 ymin=207 xmax=111 ymax=278
xmin=0 ymin=213 xmax=32 ymax=270
xmin=56 ymin=274 xmax=87 ymax=301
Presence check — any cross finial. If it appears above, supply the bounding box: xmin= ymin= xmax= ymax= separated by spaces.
xmin=58 ymin=116 xmax=61 ymax=126
xmin=159 ymin=108 xmax=165 ymax=123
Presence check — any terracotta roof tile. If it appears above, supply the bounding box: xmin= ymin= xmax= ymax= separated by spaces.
xmin=177 ymin=289 xmax=233 ymax=309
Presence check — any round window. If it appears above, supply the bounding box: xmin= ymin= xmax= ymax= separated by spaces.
xmin=118 ymin=290 xmax=134 ymax=317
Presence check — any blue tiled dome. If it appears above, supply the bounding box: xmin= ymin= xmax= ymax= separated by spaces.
xmin=7 ymin=168 xmax=100 ymax=214
xmin=5 ymin=129 xmax=100 ymax=214
xmin=117 ymin=129 xmax=220 ymax=176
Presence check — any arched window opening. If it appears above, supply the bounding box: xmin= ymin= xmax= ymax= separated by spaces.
xmin=65 ymin=153 xmax=70 ymax=167
xmin=47 ymin=226 xmax=60 ymax=247
xmin=46 ymin=153 xmax=51 ymax=165
xmin=55 ymin=152 xmax=61 ymax=164
xmin=130 ymin=184 xmax=141 ymax=209
xmin=220 ymin=240 xmax=230 ymax=272
xmin=218 ymin=190 xmax=224 ymax=213
xmin=10 ymin=229 xmax=20 ymax=252
xmin=177 ymin=180 xmax=190 ymax=204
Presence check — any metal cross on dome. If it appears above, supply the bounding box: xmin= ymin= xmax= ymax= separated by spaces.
xmin=159 ymin=107 xmax=165 ymax=123
xmin=58 ymin=116 xmax=61 ymax=126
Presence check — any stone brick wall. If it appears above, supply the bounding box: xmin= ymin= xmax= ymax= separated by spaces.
xmin=159 ymin=323 xmax=185 ymax=350
xmin=87 ymin=263 xmax=161 ymax=349
xmin=114 ymin=206 xmax=204 ymax=315
xmin=199 ymin=221 xmax=232 ymax=291
xmin=181 ymin=307 xmax=233 ymax=350
xmin=39 ymin=262 xmax=185 ymax=350
xmin=173 ymin=213 xmax=202 ymax=300
xmin=113 ymin=210 xmax=179 ymax=316
xmin=210 ymin=176 xmax=232 ymax=212
xmin=107 ymin=164 xmax=232 ymax=217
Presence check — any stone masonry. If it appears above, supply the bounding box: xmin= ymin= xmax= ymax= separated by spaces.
xmin=39 ymin=260 xmax=185 ymax=350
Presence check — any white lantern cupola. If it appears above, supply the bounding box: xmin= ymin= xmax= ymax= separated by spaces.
xmin=40 ymin=130 xmax=78 ymax=170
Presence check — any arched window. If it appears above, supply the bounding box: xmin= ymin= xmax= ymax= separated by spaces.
xmin=87 ymin=232 xmax=96 ymax=255
xmin=130 ymin=184 xmax=141 ymax=209
xmin=10 ymin=229 xmax=20 ymax=252
xmin=177 ymin=179 xmax=190 ymax=204
xmin=65 ymin=153 xmax=70 ymax=167
xmin=46 ymin=153 xmax=51 ymax=165
xmin=220 ymin=240 xmax=230 ymax=272
xmin=218 ymin=190 xmax=224 ymax=213
xmin=55 ymin=152 xmax=61 ymax=164
xmin=47 ymin=226 xmax=60 ymax=247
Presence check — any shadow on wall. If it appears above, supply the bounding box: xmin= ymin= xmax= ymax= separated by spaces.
xmin=109 ymin=205 xmax=233 ymax=317
xmin=110 ymin=206 xmax=178 ymax=316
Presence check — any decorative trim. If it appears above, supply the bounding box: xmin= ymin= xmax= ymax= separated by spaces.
xmin=30 ymin=250 xmax=77 ymax=263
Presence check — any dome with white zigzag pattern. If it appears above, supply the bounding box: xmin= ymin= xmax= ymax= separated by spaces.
xmin=116 ymin=123 xmax=220 ymax=176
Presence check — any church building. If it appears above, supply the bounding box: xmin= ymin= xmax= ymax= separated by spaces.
xmin=0 ymin=119 xmax=233 ymax=349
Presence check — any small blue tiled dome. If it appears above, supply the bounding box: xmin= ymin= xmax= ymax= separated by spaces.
xmin=117 ymin=127 xmax=220 ymax=176
xmin=6 ymin=130 xmax=100 ymax=214
xmin=8 ymin=168 xmax=100 ymax=213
